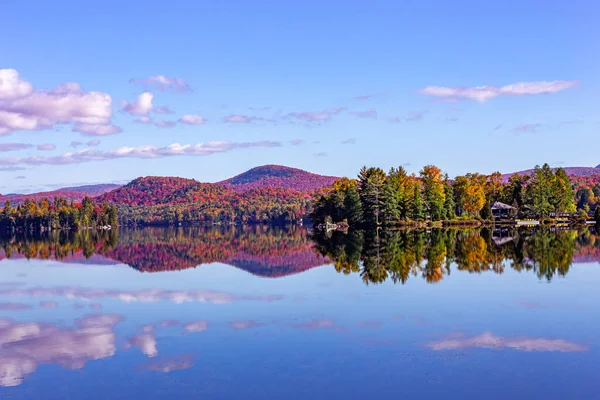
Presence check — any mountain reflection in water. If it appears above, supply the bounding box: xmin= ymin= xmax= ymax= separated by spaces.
xmin=0 ymin=226 xmax=329 ymax=278
xmin=0 ymin=225 xmax=599 ymax=283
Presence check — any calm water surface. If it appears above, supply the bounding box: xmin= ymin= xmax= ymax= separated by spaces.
xmin=0 ymin=226 xmax=599 ymax=399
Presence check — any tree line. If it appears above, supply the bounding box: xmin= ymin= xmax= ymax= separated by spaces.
xmin=311 ymin=163 xmax=589 ymax=227
xmin=0 ymin=197 xmax=118 ymax=232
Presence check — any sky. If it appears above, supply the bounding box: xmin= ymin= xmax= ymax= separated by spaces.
xmin=0 ymin=0 xmax=598 ymax=193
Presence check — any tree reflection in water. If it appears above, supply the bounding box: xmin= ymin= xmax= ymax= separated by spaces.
xmin=312 ymin=226 xmax=600 ymax=284
xmin=1 ymin=226 xmax=599 ymax=283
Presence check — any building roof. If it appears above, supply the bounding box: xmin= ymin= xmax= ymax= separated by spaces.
xmin=493 ymin=236 xmax=514 ymax=246
xmin=491 ymin=201 xmax=514 ymax=210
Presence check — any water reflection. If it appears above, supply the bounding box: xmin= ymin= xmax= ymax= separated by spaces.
xmin=0 ymin=226 xmax=329 ymax=277
xmin=0 ymin=314 xmax=123 ymax=387
xmin=425 ymin=332 xmax=588 ymax=352
xmin=0 ymin=286 xmax=283 ymax=305
xmin=135 ymin=355 xmax=195 ymax=373
xmin=0 ymin=226 xmax=597 ymax=397
xmin=313 ymin=226 xmax=600 ymax=284
xmin=1 ymin=226 xmax=599 ymax=285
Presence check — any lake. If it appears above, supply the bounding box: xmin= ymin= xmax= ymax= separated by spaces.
xmin=0 ymin=226 xmax=599 ymax=399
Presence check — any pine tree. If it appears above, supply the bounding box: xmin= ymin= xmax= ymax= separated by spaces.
xmin=411 ymin=183 xmax=424 ymax=222
xmin=343 ymin=186 xmax=363 ymax=226
xmin=443 ymin=178 xmax=455 ymax=220
xmin=358 ymin=167 xmax=386 ymax=226
xmin=480 ymin=200 xmax=491 ymax=220
xmin=382 ymin=178 xmax=400 ymax=224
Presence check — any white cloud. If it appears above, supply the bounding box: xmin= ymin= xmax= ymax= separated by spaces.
xmin=0 ymin=143 xmax=33 ymax=152
xmin=129 ymin=75 xmax=191 ymax=92
xmin=155 ymin=120 xmax=177 ymax=128
xmin=0 ymin=141 xmax=282 ymax=167
xmin=0 ymin=69 xmax=117 ymax=136
xmin=122 ymin=92 xmax=154 ymax=115
xmin=420 ymin=80 xmax=579 ymax=102
xmin=179 ymin=114 xmax=205 ymax=125
xmin=36 ymin=143 xmax=56 ymax=151
xmin=135 ymin=116 xmax=152 ymax=124
xmin=153 ymin=106 xmax=174 ymax=114
xmin=0 ymin=69 xmax=34 ymax=100
xmin=223 ymin=114 xmax=264 ymax=124
xmin=72 ymin=123 xmax=122 ymax=136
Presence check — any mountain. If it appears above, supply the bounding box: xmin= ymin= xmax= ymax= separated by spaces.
xmin=0 ymin=183 xmax=121 ymax=206
xmin=503 ymin=165 xmax=600 ymax=180
xmin=95 ymin=176 xmax=229 ymax=206
xmin=219 ymin=164 xmax=339 ymax=192
xmin=58 ymin=184 xmax=122 ymax=196
xmin=92 ymin=166 xmax=336 ymax=225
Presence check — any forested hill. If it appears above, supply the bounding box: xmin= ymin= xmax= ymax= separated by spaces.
xmin=91 ymin=166 xmax=337 ymax=225
xmin=503 ymin=165 xmax=600 ymax=180
xmin=94 ymin=175 xmax=315 ymax=225
xmin=95 ymin=176 xmax=230 ymax=206
xmin=219 ymin=165 xmax=339 ymax=192
xmin=0 ymin=184 xmax=121 ymax=206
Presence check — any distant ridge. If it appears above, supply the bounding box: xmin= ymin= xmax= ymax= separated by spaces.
xmin=219 ymin=164 xmax=339 ymax=192
xmin=502 ymin=165 xmax=600 ymax=181
xmin=58 ymin=184 xmax=122 ymax=196
xmin=0 ymin=183 xmax=121 ymax=206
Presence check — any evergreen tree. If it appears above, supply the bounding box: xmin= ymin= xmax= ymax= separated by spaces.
xmin=2 ymin=200 xmax=12 ymax=217
xmin=526 ymin=164 xmax=553 ymax=217
xmin=343 ymin=186 xmax=363 ymax=226
xmin=443 ymin=177 xmax=455 ymax=220
xmin=382 ymin=168 xmax=401 ymax=224
xmin=382 ymin=182 xmax=400 ymax=224
xmin=411 ymin=183 xmax=424 ymax=222
xmin=358 ymin=167 xmax=386 ymax=226
xmin=501 ymin=174 xmax=527 ymax=210
xmin=480 ymin=200 xmax=491 ymax=220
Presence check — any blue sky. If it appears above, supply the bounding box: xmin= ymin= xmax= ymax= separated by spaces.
xmin=0 ymin=0 xmax=597 ymax=193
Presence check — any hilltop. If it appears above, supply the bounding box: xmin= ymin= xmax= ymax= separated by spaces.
xmin=219 ymin=164 xmax=339 ymax=192
xmin=95 ymin=176 xmax=229 ymax=206
xmin=94 ymin=172 xmax=315 ymax=225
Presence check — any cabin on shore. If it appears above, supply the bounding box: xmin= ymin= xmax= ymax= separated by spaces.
xmin=491 ymin=201 xmax=516 ymax=219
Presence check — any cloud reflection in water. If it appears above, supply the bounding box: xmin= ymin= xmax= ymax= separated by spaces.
xmin=425 ymin=332 xmax=588 ymax=352
xmin=0 ymin=314 xmax=123 ymax=387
